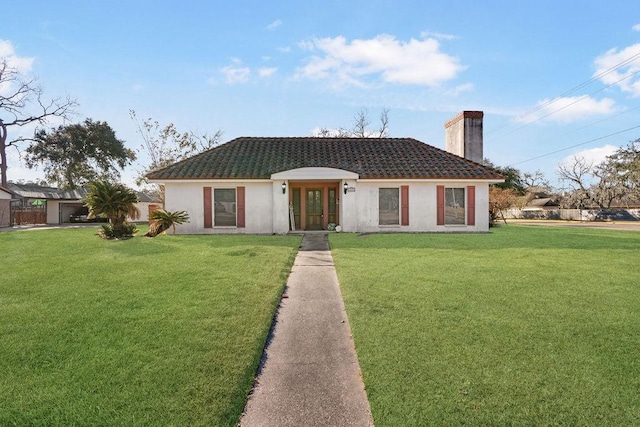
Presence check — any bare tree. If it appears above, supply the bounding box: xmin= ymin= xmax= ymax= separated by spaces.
xmin=313 ymin=107 xmax=390 ymax=138
xmin=557 ymin=155 xmax=596 ymax=208
xmin=558 ymin=149 xmax=640 ymax=209
xmin=130 ymin=110 xmax=223 ymax=201
xmin=377 ymin=108 xmax=390 ymax=138
xmin=352 ymin=108 xmax=371 ymax=137
xmin=0 ymin=59 xmax=77 ymax=187
xmin=522 ymin=169 xmax=551 ymax=191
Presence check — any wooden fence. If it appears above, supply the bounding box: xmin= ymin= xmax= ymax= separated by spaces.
xmin=12 ymin=208 xmax=47 ymax=225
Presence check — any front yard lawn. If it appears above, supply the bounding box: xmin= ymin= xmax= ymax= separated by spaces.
xmin=0 ymin=228 xmax=300 ymax=426
xmin=330 ymin=226 xmax=640 ymax=426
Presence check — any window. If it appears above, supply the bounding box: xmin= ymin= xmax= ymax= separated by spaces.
xmin=214 ymin=188 xmax=236 ymax=226
xmin=444 ymin=188 xmax=465 ymax=225
xmin=379 ymin=188 xmax=399 ymax=225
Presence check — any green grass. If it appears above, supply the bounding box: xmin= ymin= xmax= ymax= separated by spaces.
xmin=0 ymin=227 xmax=300 ymax=426
xmin=330 ymin=226 xmax=640 ymax=426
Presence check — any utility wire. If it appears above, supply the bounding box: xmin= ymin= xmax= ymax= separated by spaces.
xmin=509 ymin=125 xmax=640 ymax=166
xmin=485 ymin=50 xmax=640 ymax=138
xmin=486 ymin=69 xmax=640 ymax=143
xmin=554 ymin=104 xmax=640 ymax=138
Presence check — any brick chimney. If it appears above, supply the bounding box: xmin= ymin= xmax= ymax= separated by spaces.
xmin=444 ymin=111 xmax=483 ymax=163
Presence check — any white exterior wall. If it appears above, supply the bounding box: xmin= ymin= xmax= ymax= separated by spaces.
xmin=47 ymin=201 xmax=60 ymax=224
xmin=164 ymin=181 xmax=274 ymax=234
xmin=340 ymin=180 xmax=359 ymax=232
xmin=349 ymin=180 xmax=491 ymax=233
xmin=0 ymin=189 xmax=11 ymax=227
xmin=272 ymin=181 xmax=290 ymax=234
xmin=161 ymin=178 xmax=493 ymax=234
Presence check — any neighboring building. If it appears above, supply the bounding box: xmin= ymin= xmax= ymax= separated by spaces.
xmin=147 ymin=111 xmax=504 ymax=234
xmin=0 ymin=186 xmax=13 ymax=227
xmin=6 ymin=183 xmax=160 ymax=225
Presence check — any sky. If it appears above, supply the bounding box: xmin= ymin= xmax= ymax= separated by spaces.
xmin=2 ymin=0 xmax=640 ymax=190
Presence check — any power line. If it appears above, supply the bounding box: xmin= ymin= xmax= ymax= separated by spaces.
xmin=487 ymin=69 xmax=640 ymax=144
xmin=509 ymin=125 xmax=640 ymax=166
xmin=485 ymin=50 xmax=640 ymax=138
xmin=514 ymin=51 xmax=640 ymax=123
xmin=554 ymin=104 xmax=640 ymax=138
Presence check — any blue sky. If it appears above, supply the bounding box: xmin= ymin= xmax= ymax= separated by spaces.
xmin=2 ymin=1 xmax=640 ymax=189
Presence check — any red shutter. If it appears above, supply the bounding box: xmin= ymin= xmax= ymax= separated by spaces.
xmin=401 ymin=185 xmax=409 ymax=226
xmin=203 ymin=187 xmax=212 ymax=228
xmin=237 ymin=186 xmax=245 ymax=228
xmin=467 ymin=186 xmax=475 ymax=226
xmin=436 ymin=185 xmax=445 ymax=225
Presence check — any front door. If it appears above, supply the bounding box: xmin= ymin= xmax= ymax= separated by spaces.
xmin=306 ymin=189 xmax=323 ymax=230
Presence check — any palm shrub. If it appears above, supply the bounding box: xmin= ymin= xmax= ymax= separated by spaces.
xmin=144 ymin=209 xmax=189 ymax=237
xmin=84 ymin=181 xmax=140 ymax=239
xmin=98 ymin=222 xmax=139 ymax=239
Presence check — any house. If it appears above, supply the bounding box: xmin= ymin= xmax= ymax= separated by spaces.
xmin=147 ymin=111 xmax=504 ymax=234
xmin=0 ymin=186 xmax=13 ymax=227
xmin=6 ymin=183 xmax=161 ymax=225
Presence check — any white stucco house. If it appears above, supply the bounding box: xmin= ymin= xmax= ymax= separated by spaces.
xmin=147 ymin=111 xmax=504 ymax=234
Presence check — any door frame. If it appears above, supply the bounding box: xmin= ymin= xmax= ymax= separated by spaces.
xmin=289 ymin=181 xmax=340 ymax=230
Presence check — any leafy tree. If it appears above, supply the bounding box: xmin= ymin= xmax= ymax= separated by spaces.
xmin=144 ymin=209 xmax=189 ymax=237
xmin=483 ymin=160 xmax=526 ymax=194
xmin=0 ymin=59 xmax=77 ymax=187
xmin=84 ymin=181 xmax=140 ymax=239
xmin=130 ymin=110 xmax=223 ymax=199
xmin=23 ymin=119 xmax=135 ymax=189
xmin=314 ymin=107 xmax=390 ymax=138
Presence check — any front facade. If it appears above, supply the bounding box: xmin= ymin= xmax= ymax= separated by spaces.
xmin=149 ymin=112 xmax=504 ymax=234
xmin=160 ymin=172 xmax=492 ymax=234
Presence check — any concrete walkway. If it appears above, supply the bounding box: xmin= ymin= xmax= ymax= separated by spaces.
xmin=240 ymin=233 xmax=374 ymax=427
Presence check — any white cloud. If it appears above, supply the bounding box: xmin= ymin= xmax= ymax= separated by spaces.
xmin=267 ymin=19 xmax=283 ymax=31
xmin=277 ymin=46 xmax=291 ymax=53
xmin=445 ymin=83 xmax=474 ymax=96
xmin=593 ymin=42 xmax=640 ymax=97
xmin=258 ymin=67 xmax=277 ymax=78
xmin=633 ymin=23 xmax=640 ymax=32
xmin=518 ymin=95 xmax=616 ymax=123
xmin=420 ymin=31 xmax=458 ymax=41
xmin=0 ymin=39 xmax=34 ymax=72
xmin=560 ymin=144 xmax=618 ymax=168
xmin=296 ymin=34 xmax=464 ymax=88
xmin=220 ymin=59 xmax=251 ymax=84
xmin=0 ymin=40 xmax=35 ymax=96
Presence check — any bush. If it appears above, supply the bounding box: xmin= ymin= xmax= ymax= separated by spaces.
xmin=97 ymin=222 xmax=138 ymax=239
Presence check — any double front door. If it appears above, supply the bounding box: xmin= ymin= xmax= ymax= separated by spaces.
xmin=291 ymin=185 xmax=338 ymax=231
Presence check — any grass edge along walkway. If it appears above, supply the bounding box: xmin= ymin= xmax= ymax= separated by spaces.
xmin=0 ymin=228 xmax=301 ymax=426
xmin=330 ymin=226 xmax=640 ymax=426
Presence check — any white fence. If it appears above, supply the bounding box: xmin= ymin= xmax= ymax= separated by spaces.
xmin=504 ymin=208 xmax=640 ymax=221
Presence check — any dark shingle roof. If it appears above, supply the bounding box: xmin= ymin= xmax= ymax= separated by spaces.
xmin=146 ymin=137 xmax=504 ymax=180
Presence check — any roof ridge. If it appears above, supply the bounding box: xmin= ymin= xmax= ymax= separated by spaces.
xmin=146 ymin=137 xmax=505 ymax=181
